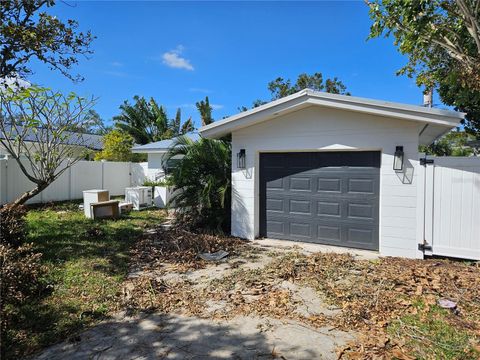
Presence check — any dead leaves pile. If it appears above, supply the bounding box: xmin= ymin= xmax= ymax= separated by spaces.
xmin=129 ymin=227 xmax=248 ymax=271
xmin=263 ymin=253 xmax=480 ymax=359
xmin=206 ymin=252 xmax=480 ymax=358
xmin=120 ymin=228 xmax=250 ymax=313
xmin=122 ymin=232 xmax=480 ymax=359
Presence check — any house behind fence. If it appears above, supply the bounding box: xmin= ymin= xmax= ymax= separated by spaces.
xmin=0 ymin=158 xmax=148 ymax=205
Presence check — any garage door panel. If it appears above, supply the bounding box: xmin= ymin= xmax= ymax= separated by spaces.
xmin=266 ymin=198 xmax=284 ymax=212
xmin=289 ymin=177 xmax=312 ymax=191
xmin=345 ymin=226 xmax=377 ymax=250
xmin=317 ymin=178 xmax=342 ymax=193
xmin=347 ymin=178 xmax=377 ymax=194
xmin=317 ymin=224 xmax=342 ymax=243
xmin=266 ymin=177 xmax=284 ymax=190
xmin=260 ymin=151 xmax=380 ymax=251
xmin=290 ymin=222 xmax=312 ymax=238
xmin=266 ymin=220 xmax=285 ymax=236
xmin=289 ymin=199 xmax=312 ymax=215
xmin=347 ymin=202 xmax=375 ymax=221
xmin=317 ymin=201 xmax=341 ymax=217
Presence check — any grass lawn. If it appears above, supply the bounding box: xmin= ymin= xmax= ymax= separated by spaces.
xmin=5 ymin=202 xmax=166 ymax=358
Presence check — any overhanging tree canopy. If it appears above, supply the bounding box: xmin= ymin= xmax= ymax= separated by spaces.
xmin=0 ymin=0 xmax=95 ymax=82
xmin=367 ymin=0 xmax=480 ymax=135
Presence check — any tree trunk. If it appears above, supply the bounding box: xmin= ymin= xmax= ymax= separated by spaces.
xmin=9 ymin=183 xmax=48 ymax=209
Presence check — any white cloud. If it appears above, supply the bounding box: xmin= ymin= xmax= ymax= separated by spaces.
xmin=211 ymin=104 xmax=224 ymax=110
xmin=162 ymin=45 xmax=194 ymax=71
xmin=0 ymin=75 xmax=31 ymax=92
xmin=111 ymin=61 xmax=123 ymax=67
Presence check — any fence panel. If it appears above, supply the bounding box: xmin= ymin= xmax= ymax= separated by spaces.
xmin=70 ymin=161 xmax=103 ymax=199
xmin=0 ymin=158 xmax=146 ymax=205
xmin=131 ymin=162 xmax=148 ymax=186
xmin=41 ymin=162 xmax=71 ymax=203
xmin=4 ymin=158 xmax=41 ymax=204
xmin=424 ymin=156 xmax=480 ymax=260
xmin=0 ymin=159 xmax=6 ymax=205
xmin=103 ymin=162 xmax=131 ymax=195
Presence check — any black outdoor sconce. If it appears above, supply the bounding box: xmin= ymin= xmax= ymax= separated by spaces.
xmin=393 ymin=146 xmax=404 ymax=171
xmin=237 ymin=149 xmax=246 ymax=169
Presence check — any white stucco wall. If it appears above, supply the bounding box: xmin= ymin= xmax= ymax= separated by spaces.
xmin=231 ymin=106 xmax=425 ymax=259
xmin=146 ymin=153 xmax=166 ymax=180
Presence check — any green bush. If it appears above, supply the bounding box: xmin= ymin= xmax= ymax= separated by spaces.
xmin=142 ymin=179 xmax=168 ymax=187
xmin=0 ymin=205 xmax=27 ymax=248
xmin=165 ymin=136 xmax=231 ymax=233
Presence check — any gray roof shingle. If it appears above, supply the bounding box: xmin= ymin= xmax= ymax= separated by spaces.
xmin=132 ymin=133 xmax=200 ymax=153
xmin=0 ymin=125 xmax=103 ymax=150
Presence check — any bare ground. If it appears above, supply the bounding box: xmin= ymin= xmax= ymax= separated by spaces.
xmin=32 ymin=229 xmax=480 ymax=359
xmin=32 ymin=239 xmax=358 ymax=359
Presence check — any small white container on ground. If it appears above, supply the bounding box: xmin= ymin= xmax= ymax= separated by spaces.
xmin=125 ymin=186 xmax=152 ymax=210
xmin=83 ymin=190 xmax=109 ymax=218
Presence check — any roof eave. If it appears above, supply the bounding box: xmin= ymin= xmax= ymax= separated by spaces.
xmin=131 ymin=148 xmax=168 ymax=154
xmin=199 ymin=90 xmax=464 ymax=139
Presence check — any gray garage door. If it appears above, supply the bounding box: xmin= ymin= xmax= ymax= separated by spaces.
xmin=260 ymin=152 xmax=380 ymax=251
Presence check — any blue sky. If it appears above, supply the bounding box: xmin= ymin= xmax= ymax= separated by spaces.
xmin=28 ymin=1 xmax=431 ymax=129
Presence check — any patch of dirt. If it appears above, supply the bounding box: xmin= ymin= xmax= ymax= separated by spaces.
xmin=123 ymin=232 xmax=480 ymax=359
xmin=33 ymin=228 xmax=480 ymax=359
xmin=276 ymin=280 xmax=341 ymax=318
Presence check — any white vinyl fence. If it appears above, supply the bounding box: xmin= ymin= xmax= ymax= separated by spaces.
xmin=422 ymin=156 xmax=480 ymax=260
xmin=0 ymin=157 xmax=148 ymax=205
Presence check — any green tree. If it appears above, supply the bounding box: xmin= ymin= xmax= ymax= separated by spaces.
xmin=94 ymin=130 xmax=143 ymax=162
xmin=268 ymin=72 xmax=350 ymax=99
xmin=420 ymin=130 xmax=476 ymax=156
xmin=0 ymin=0 xmax=95 ymax=82
xmin=196 ymin=96 xmax=213 ymax=126
xmin=113 ymin=96 xmax=193 ymax=144
xmin=69 ymin=110 xmax=108 ymax=135
xmin=180 ymin=117 xmax=195 ymax=134
xmin=170 ymin=108 xmax=195 ymax=136
xmin=367 ymin=0 xmax=480 ymax=135
xmin=164 ymin=135 xmax=231 ymax=232
xmin=0 ymin=86 xmax=96 ymax=207
xmin=240 ymin=72 xmax=350 ymax=110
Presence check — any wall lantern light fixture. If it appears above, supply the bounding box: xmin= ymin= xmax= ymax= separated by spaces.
xmin=393 ymin=146 xmax=404 ymax=171
xmin=237 ymin=149 xmax=246 ymax=169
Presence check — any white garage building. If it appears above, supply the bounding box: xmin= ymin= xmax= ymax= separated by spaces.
xmin=200 ymin=89 xmax=466 ymax=259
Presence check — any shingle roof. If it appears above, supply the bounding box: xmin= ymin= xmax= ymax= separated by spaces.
xmin=0 ymin=125 xmax=103 ymax=150
xmin=131 ymin=133 xmax=200 ymax=153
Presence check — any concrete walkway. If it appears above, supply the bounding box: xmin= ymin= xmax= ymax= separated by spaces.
xmin=33 ymin=313 xmax=353 ymax=360
xmin=32 ymin=238 xmax=361 ymax=360
xmin=254 ymin=238 xmax=379 ymax=260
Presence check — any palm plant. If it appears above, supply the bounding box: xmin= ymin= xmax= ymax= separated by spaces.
xmin=114 ymin=96 xmax=194 ymax=145
xmin=195 ymin=96 xmax=213 ymax=126
xmin=165 ymin=135 xmax=231 ymax=233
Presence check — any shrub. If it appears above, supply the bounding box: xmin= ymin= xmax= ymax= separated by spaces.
xmin=164 ymin=136 xmax=231 ymax=233
xmin=0 ymin=205 xmax=27 ymax=248
xmin=0 ymin=244 xmax=45 ymax=305
xmin=94 ymin=129 xmax=146 ymax=162
xmin=1 ymin=243 xmax=46 ymax=346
